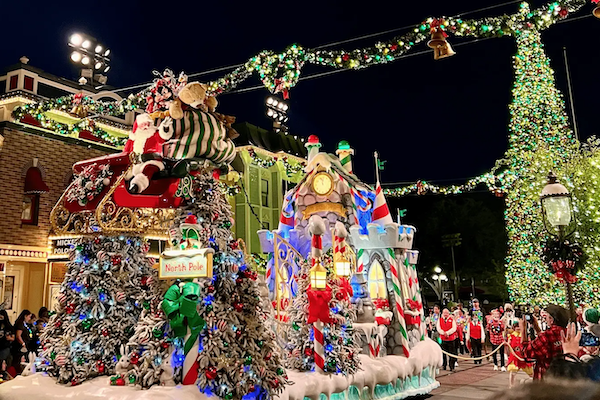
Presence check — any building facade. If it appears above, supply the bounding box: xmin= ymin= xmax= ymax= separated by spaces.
xmin=0 ymin=58 xmax=130 ymax=321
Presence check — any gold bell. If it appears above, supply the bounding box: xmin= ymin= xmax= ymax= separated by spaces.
xmin=427 ymin=31 xmax=447 ymax=49
xmin=593 ymin=5 xmax=600 ymax=19
xmin=428 ymin=31 xmax=456 ymax=60
xmin=433 ymin=42 xmax=456 ymax=60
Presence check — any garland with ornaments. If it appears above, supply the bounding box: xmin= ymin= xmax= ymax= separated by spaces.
xmin=11 ymin=0 xmax=592 ymax=135
xmin=247 ymin=148 xmax=306 ymax=177
xmin=65 ymin=163 xmax=113 ymax=206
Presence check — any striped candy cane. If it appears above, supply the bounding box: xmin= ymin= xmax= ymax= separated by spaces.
xmin=313 ymin=321 xmax=325 ymax=373
xmin=386 ymin=248 xmax=410 ymax=357
xmin=405 ymin=253 xmax=426 ymax=340
xmin=182 ymin=327 xmax=200 ymax=385
xmin=356 ymin=248 xmax=365 ymax=273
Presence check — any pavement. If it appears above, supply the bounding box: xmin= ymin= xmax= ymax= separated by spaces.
xmin=419 ymin=353 xmax=532 ymax=400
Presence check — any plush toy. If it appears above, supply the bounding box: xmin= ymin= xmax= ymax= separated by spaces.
xmin=123 ymin=114 xmax=173 ymax=193
xmin=169 ymin=82 xmax=208 ymax=119
xmin=115 ymin=345 xmax=132 ymax=375
xmin=205 ymin=96 xmax=218 ymax=112
xmin=159 ymin=353 xmax=175 ymax=387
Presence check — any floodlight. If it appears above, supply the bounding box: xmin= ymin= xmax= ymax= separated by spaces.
xmin=71 ymin=51 xmax=82 ymax=62
xmin=70 ymin=34 xmax=83 ymax=46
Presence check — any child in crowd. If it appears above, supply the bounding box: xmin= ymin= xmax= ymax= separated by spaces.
xmin=467 ymin=310 xmax=486 ymax=364
xmin=0 ymin=359 xmax=12 ymax=383
xmin=505 ymin=321 xmax=533 ymax=387
xmin=487 ymin=309 xmax=506 ymax=371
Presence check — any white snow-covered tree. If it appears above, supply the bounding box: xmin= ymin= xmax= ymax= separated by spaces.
xmin=40 ymin=236 xmax=160 ymax=385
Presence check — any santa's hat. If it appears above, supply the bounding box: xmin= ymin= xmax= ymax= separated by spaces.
xmin=584 ymin=308 xmax=600 ymax=326
xmin=371 ymin=182 xmax=393 ymax=226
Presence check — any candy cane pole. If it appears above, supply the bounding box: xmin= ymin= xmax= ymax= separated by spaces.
xmin=386 ymin=248 xmax=410 ymax=357
xmin=313 ymin=321 xmax=325 ymax=373
xmin=405 ymin=254 xmax=426 ymax=340
xmin=182 ymin=327 xmax=200 ymax=385
xmin=308 ymin=215 xmax=327 ymax=373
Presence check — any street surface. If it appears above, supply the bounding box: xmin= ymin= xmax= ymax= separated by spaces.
xmin=422 ymin=356 xmax=532 ymax=399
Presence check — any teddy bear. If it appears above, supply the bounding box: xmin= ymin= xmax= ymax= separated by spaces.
xmin=123 ymin=114 xmax=173 ymax=193
xmin=168 ymin=82 xmax=208 ymax=119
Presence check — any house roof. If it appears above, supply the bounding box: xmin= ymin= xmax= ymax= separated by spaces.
xmin=232 ymin=122 xmax=307 ymax=158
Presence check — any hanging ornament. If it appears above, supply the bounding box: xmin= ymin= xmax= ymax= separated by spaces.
xmin=206 ymin=285 xmax=215 ymax=294
xmin=116 ymin=292 xmax=126 ymax=302
xmin=66 ymin=304 xmax=75 ymax=314
xmin=205 ymin=366 xmax=218 ymax=380
xmin=130 ymin=353 xmax=139 ymax=365
xmin=97 ymin=360 xmax=105 ymax=374
xmin=129 ymin=374 xmax=136 ymax=384
xmin=111 ymin=255 xmax=122 ymax=266
xmin=244 ymin=355 xmax=253 ymax=365
xmin=102 ymin=329 xmax=109 ymax=337
xmin=152 ymin=328 xmax=162 ymax=338
xmin=234 ymin=303 xmax=244 ymax=312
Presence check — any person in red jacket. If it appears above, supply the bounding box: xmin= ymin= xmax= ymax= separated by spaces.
xmin=437 ymin=308 xmax=458 ymax=371
xmin=467 ymin=310 xmax=486 ymax=364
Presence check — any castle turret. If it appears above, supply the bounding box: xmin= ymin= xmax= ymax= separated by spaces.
xmin=336 ymin=140 xmax=354 ymax=174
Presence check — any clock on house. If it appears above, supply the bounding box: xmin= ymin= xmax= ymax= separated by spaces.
xmin=312 ymin=172 xmax=334 ymax=196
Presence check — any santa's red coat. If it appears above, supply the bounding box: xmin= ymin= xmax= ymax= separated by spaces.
xmin=123 ymin=131 xmax=165 ymax=155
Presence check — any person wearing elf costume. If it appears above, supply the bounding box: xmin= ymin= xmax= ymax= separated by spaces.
xmin=123 ymin=114 xmax=174 ymax=194
xmin=466 ymin=310 xmax=486 ymax=364
xmin=437 ymin=308 xmax=458 ymax=371
xmin=487 ymin=309 xmax=506 ymax=371
xmin=505 ymin=321 xmax=533 ymax=387
xmin=580 ymin=308 xmax=600 ymax=359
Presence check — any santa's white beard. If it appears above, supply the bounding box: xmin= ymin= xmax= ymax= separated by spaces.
xmin=132 ymin=130 xmax=154 ymax=154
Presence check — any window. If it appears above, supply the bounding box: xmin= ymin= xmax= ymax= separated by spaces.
xmin=261 ymin=179 xmax=269 ymax=207
xmin=9 ymin=76 xmax=18 ymax=90
xmin=24 ymin=76 xmax=34 ymax=91
xmin=368 ymin=260 xmax=387 ymax=299
xmin=21 ymin=194 xmax=39 ymax=225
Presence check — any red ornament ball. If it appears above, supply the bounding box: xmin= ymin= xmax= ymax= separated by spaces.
xmin=559 ymin=8 xmax=568 ymax=17
xmin=116 ymin=378 xmax=125 ymax=386
xmin=161 ymin=342 xmax=169 ymax=349
xmin=236 ymin=277 xmax=243 ymax=285
xmin=205 ymin=366 xmax=217 ymax=380
xmin=342 ymin=54 xmax=350 ymax=62
xmin=71 ymin=379 xmax=78 ymax=386
xmin=304 ymin=348 xmax=312 ymax=356
xmin=264 ymin=352 xmax=272 ymax=361
xmin=234 ymin=303 xmax=244 ymax=312
xmin=271 ymin=379 xmax=280 ymax=389
xmin=335 ymin=292 xmax=344 ymax=301
xmin=102 ymin=329 xmax=109 ymax=337
xmin=97 ymin=361 xmax=105 ymax=374
xmin=55 ymin=320 xmax=62 ymax=328
xmin=66 ymin=304 xmax=75 ymax=314
xmin=206 ymin=285 xmax=215 ymax=294
xmin=141 ymin=276 xmax=148 ymax=286
xmin=130 ymin=354 xmax=139 ymax=365
xmin=94 ymin=237 xmax=101 ymax=245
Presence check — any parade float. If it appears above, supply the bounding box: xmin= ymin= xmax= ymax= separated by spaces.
xmin=0 ymin=68 xmax=441 ymax=400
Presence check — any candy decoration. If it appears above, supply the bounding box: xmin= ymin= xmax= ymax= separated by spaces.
xmin=161 ymin=282 xmax=205 ymax=385
xmin=58 ymin=293 xmax=68 ymax=305
xmin=116 ymin=292 xmax=126 ymax=302
xmin=313 ymin=322 xmax=325 ymax=373
xmin=55 ymin=355 xmax=67 ymax=366
xmin=216 ymin=320 xmax=227 ymax=331
xmin=371 ymin=182 xmax=394 ymax=226
xmin=205 ymin=366 xmax=217 ymax=380
xmin=385 ymin=249 xmax=410 ymax=357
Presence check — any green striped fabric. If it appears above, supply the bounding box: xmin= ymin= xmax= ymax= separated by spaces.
xmin=164 ymin=110 xmax=236 ymax=165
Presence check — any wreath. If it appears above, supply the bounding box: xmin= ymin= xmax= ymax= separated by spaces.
xmin=541 ymin=237 xmax=586 ymax=283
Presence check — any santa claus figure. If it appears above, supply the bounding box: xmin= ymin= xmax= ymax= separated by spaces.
xmin=123 ymin=114 xmax=174 ymax=193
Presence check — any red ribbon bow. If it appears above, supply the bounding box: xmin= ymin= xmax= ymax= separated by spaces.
xmin=551 ymin=260 xmax=577 ymax=283
xmin=407 ymin=299 xmax=422 ymax=311
xmin=430 ymin=18 xmax=449 ymax=37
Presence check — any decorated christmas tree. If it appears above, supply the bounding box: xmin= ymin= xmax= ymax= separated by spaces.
xmin=40 ymin=236 xmax=161 ymax=385
xmin=501 ymin=28 xmax=579 ymax=306
xmin=126 ymin=171 xmax=289 ymax=398
xmin=285 ymin=217 xmax=361 ymax=375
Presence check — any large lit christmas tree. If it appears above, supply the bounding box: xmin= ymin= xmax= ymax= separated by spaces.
xmin=501 ymin=28 xmax=579 ymax=306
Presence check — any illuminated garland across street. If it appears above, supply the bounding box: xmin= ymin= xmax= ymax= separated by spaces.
xmin=247 ymin=148 xmax=306 ymax=177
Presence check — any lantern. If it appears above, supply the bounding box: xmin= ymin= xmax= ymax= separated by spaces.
xmin=310 ymin=261 xmax=327 ymax=290
xmin=540 ymin=172 xmax=572 ymax=232
xmin=334 ymin=252 xmax=351 ymax=277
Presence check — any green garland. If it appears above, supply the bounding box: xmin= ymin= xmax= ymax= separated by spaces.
xmin=247 ymin=148 xmax=306 ymax=177
xmin=12 ymin=95 xmax=130 ymax=147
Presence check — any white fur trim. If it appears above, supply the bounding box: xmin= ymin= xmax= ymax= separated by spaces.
xmin=130 ymin=174 xmax=150 ymax=193
xmin=158 ymin=118 xmax=174 ymax=140
xmin=144 ymin=160 xmax=165 ymax=171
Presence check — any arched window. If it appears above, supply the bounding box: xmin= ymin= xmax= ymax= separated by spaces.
xmin=368 ymin=260 xmax=387 ymax=299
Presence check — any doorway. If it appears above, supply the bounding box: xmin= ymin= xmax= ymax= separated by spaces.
xmin=5 ymin=264 xmax=24 ymax=323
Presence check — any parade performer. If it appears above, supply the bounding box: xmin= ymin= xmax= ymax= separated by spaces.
xmin=505 ymin=321 xmax=533 ymax=388
xmin=437 ymin=308 xmax=458 ymax=371
xmin=487 ymin=309 xmax=506 ymax=371
xmin=466 ymin=310 xmax=486 ymax=365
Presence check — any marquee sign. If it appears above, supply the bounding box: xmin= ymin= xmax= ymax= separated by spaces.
xmin=159 ymin=248 xmax=214 ymax=280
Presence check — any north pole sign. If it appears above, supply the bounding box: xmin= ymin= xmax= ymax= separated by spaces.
xmin=159 ymin=248 xmax=214 ymax=279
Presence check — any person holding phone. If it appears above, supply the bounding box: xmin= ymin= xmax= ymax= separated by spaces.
xmin=518 ymin=304 xmax=568 ymax=380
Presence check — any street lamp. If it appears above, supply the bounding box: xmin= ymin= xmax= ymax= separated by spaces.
xmin=540 ymin=171 xmax=576 ymax=322
xmin=426 ymin=267 xmax=448 ymax=301
xmin=68 ymin=32 xmax=111 ymax=85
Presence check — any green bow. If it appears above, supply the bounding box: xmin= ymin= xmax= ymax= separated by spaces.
xmin=161 ymin=282 xmax=205 ymax=354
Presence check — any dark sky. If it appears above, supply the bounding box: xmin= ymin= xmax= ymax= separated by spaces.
xmin=2 ymin=0 xmax=598 ymax=185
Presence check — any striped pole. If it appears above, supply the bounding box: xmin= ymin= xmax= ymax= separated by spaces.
xmin=385 ymin=248 xmax=410 ymax=357
xmin=356 ymin=248 xmax=365 ymax=273
xmin=182 ymin=327 xmax=200 ymax=384
xmin=336 ymin=141 xmax=354 ymax=175
xmin=405 ymin=253 xmax=426 ymax=340
xmin=313 ymin=321 xmax=325 ymax=373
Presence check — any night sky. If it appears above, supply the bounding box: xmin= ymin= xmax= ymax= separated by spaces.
xmin=2 ymin=0 xmax=599 ymax=186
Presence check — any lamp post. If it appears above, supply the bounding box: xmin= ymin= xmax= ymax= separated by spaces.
xmin=68 ymin=32 xmax=111 ymax=86
xmin=424 ymin=266 xmax=448 ymax=302
xmin=540 ymin=171 xmax=576 ymax=322
xmin=266 ymin=96 xmax=289 ymax=134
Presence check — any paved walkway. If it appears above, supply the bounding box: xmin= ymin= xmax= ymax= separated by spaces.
xmin=425 ymin=355 xmax=532 ymax=399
